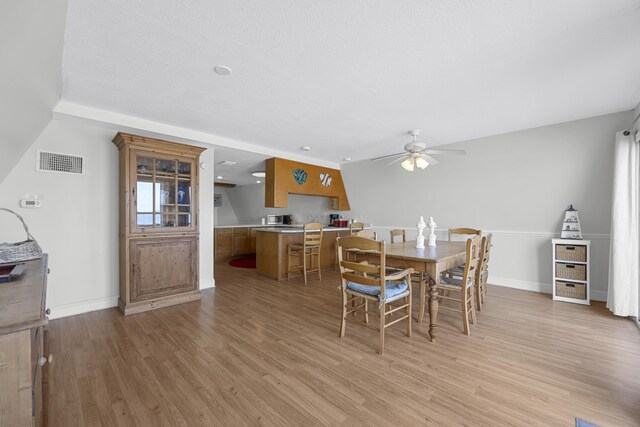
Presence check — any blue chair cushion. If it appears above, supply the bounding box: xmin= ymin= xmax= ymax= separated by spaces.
xmin=346 ymin=280 xmax=408 ymax=301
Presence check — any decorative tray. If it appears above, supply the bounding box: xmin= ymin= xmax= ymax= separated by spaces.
xmin=0 ymin=263 xmax=26 ymax=283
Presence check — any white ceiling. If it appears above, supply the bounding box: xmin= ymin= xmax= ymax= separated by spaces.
xmin=61 ymin=0 xmax=640 ymax=164
xmin=213 ymin=146 xmax=268 ymax=186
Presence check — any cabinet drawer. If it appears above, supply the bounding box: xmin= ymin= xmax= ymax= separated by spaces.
xmin=555 ymin=263 xmax=586 ymax=281
xmin=216 ymin=228 xmax=233 ymax=235
xmin=555 ymin=244 xmax=586 ymax=262
xmin=233 ymin=227 xmax=249 ymax=236
xmin=555 ymin=280 xmax=586 ymax=300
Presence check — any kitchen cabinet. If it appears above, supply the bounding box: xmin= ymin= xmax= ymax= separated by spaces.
xmin=113 ymin=132 xmax=205 ymax=315
xmin=215 ymin=228 xmax=233 ymax=258
xmin=233 ymin=227 xmax=250 ymax=255
xmin=215 ymin=226 xmax=266 ymax=258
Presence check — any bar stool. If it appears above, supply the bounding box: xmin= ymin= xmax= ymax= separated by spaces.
xmin=287 ymin=223 xmax=323 ymax=284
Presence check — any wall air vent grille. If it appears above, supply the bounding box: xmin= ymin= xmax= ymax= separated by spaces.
xmin=36 ymin=150 xmax=85 ymax=175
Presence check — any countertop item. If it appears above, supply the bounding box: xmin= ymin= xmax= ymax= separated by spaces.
xmin=214 ymin=224 xmax=301 ymax=229
xmin=255 ymin=226 xmax=369 ymax=233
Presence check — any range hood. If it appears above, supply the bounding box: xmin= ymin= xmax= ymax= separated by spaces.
xmin=265 ymin=158 xmax=350 ymax=210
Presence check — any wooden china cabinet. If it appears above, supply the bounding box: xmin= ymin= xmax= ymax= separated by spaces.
xmin=113 ymin=132 xmax=206 ymax=315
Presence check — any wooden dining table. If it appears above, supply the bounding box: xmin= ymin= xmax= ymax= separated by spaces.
xmin=355 ymin=240 xmax=467 ymax=342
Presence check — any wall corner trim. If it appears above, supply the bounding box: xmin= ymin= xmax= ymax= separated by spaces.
xmin=200 ymin=279 xmax=216 ymax=290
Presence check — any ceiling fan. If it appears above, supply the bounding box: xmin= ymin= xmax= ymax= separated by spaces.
xmin=372 ymin=129 xmax=466 ymax=171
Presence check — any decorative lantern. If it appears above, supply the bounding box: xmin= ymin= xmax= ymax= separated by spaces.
xmin=560 ymin=205 xmax=582 ymax=239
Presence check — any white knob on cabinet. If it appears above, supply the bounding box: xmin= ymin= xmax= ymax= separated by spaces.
xmin=39 ymin=354 xmax=53 ymax=366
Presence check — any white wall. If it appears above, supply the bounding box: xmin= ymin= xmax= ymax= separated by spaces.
xmin=224 ymin=183 xmax=341 ymax=225
xmin=213 ymin=187 xmax=239 ymax=225
xmin=0 ymin=119 xmax=215 ymax=318
xmin=0 ymin=0 xmax=67 ymax=184
xmin=341 ymin=111 xmax=633 ymax=301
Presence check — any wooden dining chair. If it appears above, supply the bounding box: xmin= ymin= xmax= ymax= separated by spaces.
xmin=350 ymin=221 xmax=365 ymax=235
xmin=477 ymin=233 xmax=493 ymax=309
xmin=448 ymin=227 xmax=481 ymax=242
xmin=389 ymin=229 xmax=406 ymax=243
xmin=287 ymin=222 xmax=323 ymax=284
xmin=447 ymin=232 xmax=492 ymax=311
xmin=436 ymin=235 xmax=481 ymax=335
xmin=337 ymin=236 xmax=414 ymax=354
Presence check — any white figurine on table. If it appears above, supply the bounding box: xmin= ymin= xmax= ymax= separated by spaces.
xmin=427 ymin=216 xmax=437 ymax=247
xmin=416 ymin=216 xmax=426 ymax=249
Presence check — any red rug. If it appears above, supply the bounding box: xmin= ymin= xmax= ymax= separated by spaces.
xmin=229 ymin=255 xmax=256 ymax=269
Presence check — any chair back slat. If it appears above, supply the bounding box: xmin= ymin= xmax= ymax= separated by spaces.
xmin=390 ymin=229 xmax=406 ymax=243
xmin=349 ymin=222 xmax=365 ymax=235
xmin=448 ymin=227 xmax=482 ymax=242
xmin=355 ymin=230 xmax=377 ymax=240
xmin=303 ymin=222 xmax=323 ymax=247
xmin=341 ymin=272 xmax=381 ymax=287
xmin=340 ymin=260 xmax=381 ymax=274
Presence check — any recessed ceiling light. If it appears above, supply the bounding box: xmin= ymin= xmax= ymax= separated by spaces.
xmin=256 ymin=180 xmax=262 ymax=184
xmin=213 ymin=65 xmax=232 ymax=76
xmin=251 ymin=171 xmax=266 ymax=178
xmin=300 ymin=146 xmax=312 ymax=151
xmin=216 ymin=175 xmax=223 ymax=179
xmin=343 ymin=157 xmax=352 ymax=162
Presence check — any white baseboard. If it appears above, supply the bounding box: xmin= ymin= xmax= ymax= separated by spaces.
xmin=489 ymin=276 xmax=552 ymax=294
xmin=200 ymin=278 xmax=215 ymax=290
xmin=489 ymin=276 xmax=607 ymax=302
xmin=48 ymin=280 xmax=215 ymax=320
xmin=49 ymin=296 xmax=119 ymax=320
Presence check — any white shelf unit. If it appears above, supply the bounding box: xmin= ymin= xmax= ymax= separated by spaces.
xmin=552 ymin=238 xmax=591 ymax=305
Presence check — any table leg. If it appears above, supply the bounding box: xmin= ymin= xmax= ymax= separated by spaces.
xmin=428 ymin=277 xmax=439 ymax=342
xmin=418 ymin=278 xmax=426 ymax=323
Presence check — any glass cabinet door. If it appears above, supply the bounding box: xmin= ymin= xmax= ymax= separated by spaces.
xmin=134 ymin=154 xmax=194 ymax=231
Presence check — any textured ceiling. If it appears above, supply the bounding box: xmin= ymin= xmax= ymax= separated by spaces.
xmin=61 ymin=0 xmax=640 ymax=163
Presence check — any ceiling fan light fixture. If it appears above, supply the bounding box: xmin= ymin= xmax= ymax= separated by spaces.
xmin=415 ymin=156 xmax=429 ymax=170
xmin=401 ymin=157 xmax=415 ymax=172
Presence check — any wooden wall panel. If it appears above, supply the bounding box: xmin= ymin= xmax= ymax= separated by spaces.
xmin=264 ymin=158 xmax=350 ymax=210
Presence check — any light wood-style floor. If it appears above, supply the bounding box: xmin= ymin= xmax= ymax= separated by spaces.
xmin=48 ymin=262 xmax=640 ymax=426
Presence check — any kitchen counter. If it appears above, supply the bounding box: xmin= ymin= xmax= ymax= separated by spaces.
xmin=255 ymin=226 xmax=363 ymax=233
xmin=214 ymin=224 xmax=296 ymax=228
xmin=255 ymin=227 xmax=370 ymax=280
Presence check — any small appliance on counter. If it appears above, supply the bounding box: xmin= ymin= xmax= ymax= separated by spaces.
xmin=267 ymin=215 xmax=283 ymax=225
xmin=329 ymin=214 xmax=349 ymax=227
xmin=283 ymin=214 xmax=294 ymax=225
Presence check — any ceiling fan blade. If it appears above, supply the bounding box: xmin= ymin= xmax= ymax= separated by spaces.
xmin=419 ymin=154 xmax=440 ymax=165
xmin=422 ymin=149 xmax=466 ymax=155
xmin=384 ymin=156 xmax=407 ymax=167
xmin=371 ymin=152 xmax=406 ymax=161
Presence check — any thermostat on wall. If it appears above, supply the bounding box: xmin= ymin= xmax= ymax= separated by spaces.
xmin=20 ymin=199 xmax=42 ymax=208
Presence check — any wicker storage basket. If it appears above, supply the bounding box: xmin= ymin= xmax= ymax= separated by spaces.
xmin=0 ymin=208 xmax=42 ymax=263
xmin=555 ymin=244 xmax=586 ymax=262
xmin=555 ymin=263 xmax=586 ymax=281
xmin=555 ymin=281 xmax=586 ymax=300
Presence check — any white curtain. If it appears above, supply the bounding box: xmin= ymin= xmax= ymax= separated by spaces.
xmin=607 ymin=130 xmax=640 ymax=317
